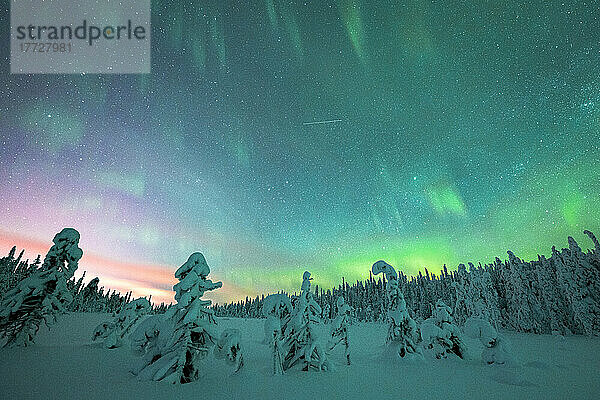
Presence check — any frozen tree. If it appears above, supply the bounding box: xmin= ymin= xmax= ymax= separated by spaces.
xmin=301 ymin=271 xmax=312 ymax=292
xmin=0 ymin=228 xmax=83 ymax=347
xmin=262 ymin=293 xmax=293 ymax=374
xmin=0 ymin=247 xmax=26 ymax=295
xmin=584 ymin=230 xmax=600 ymax=256
xmin=322 ymin=303 xmax=331 ymax=323
xmin=131 ymin=252 xmax=243 ymax=383
xmin=130 ymin=314 xmax=164 ymax=368
xmin=555 ymin=237 xmax=600 ymax=335
xmin=389 ymin=291 xmax=423 ymax=360
xmin=550 ymin=237 xmax=598 ymax=335
xmin=214 ymin=329 xmax=244 ymax=370
xmin=262 ymin=294 xmax=293 ymax=344
xmin=281 ymin=271 xmax=330 ymax=372
xmin=502 ymin=251 xmax=534 ymax=331
xmin=327 ymin=296 xmax=352 ymax=364
xmin=92 ymin=297 xmax=151 ymax=348
xmin=452 ymin=264 xmax=470 ymax=325
xmin=372 ymin=260 xmax=423 ymax=360
xmin=523 ymin=262 xmax=546 ymax=334
xmin=454 ymin=263 xmax=501 ymax=327
xmin=465 ymin=317 xmax=514 ymax=365
xmin=421 ymin=300 xmax=467 ymax=359
xmin=534 ymin=254 xmax=569 ymax=335
xmin=79 ymin=277 xmax=101 ymax=311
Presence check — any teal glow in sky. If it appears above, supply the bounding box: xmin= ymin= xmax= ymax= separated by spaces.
xmin=1 ymin=0 xmax=599 ymax=304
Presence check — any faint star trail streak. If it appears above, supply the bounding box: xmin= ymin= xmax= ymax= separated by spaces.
xmin=302 ymin=119 xmax=343 ymax=126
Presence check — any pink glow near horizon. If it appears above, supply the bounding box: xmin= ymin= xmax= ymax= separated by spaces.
xmin=0 ymin=230 xmax=252 ymax=305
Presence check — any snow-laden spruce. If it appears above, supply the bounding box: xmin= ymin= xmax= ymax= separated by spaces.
xmin=372 ymin=260 xmax=423 ymax=360
xmin=76 ymin=277 xmax=101 ymax=311
xmin=214 ymin=328 xmax=244 ymax=369
xmin=327 ymin=296 xmax=352 ymax=365
xmin=465 ymin=317 xmax=514 ymax=365
xmin=130 ymin=313 xmax=163 ymax=363
xmin=453 ymin=263 xmax=500 ymax=327
xmin=262 ymin=293 xmax=293 ymax=374
xmin=262 ymin=293 xmax=292 ymax=345
xmin=279 ymin=271 xmax=330 ymax=372
xmin=322 ymin=303 xmax=331 ymax=323
xmin=554 ymin=236 xmax=600 ymax=335
xmin=0 ymin=228 xmax=83 ymax=347
xmin=421 ymin=299 xmax=467 ymax=359
xmin=131 ymin=252 xmax=243 ymax=383
xmin=92 ymin=297 xmax=151 ymax=348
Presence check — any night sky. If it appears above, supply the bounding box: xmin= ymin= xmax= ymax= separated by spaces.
xmin=1 ymin=0 xmax=599 ymax=304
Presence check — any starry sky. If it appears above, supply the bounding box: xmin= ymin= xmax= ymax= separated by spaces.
xmin=1 ymin=0 xmax=599 ymax=304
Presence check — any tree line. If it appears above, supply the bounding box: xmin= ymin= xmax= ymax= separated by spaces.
xmin=2 ymin=230 xmax=598 ymax=336
xmin=212 ymin=230 xmax=600 ymax=336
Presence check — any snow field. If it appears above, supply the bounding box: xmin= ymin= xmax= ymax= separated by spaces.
xmin=1 ymin=312 xmax=600 ymax=399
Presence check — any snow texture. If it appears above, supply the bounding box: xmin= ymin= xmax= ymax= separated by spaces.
xmin=3 ymin=313 xmax=600 ymax=400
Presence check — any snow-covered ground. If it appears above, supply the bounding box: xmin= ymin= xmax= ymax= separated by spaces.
xmin=1 ymin=312 xmax=599 ymax=399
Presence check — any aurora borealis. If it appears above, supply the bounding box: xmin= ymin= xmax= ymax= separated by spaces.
xmin=1 ymin=0 xmax=599 ymax=305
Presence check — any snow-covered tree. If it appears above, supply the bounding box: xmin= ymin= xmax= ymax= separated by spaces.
xmin=564 ymin=236 xmax=600 ymax=335
xmin=452 ymin=264 xmax=470 ymax=325
xmin=534 ymin=254 xmax=570 ymax=335
xmin=214 ymin=329 xmax=244 ymax=370
xmin=372 ymin=260 xmax=423 ymax=360
xmin=280 ymin=271 xmax=330 ymax=372
xmin=322 ymin=303 xmax=331 ymax=323
xmin=327 ymin=296 xmax=352 ymax=365
xmin=78 ymin=277 xmax=101 ymax=311
xmin=0 ymin=228 xmax=82 ymax=347
xmin=0 ymin=246 xmax=26 ymax=295
xmin=465 ymin=317 xmax=514 ymax=365
xmin=502 ymin=251 xmax=534 ymax=331
xmin=92 ymin=297 xmax=151 ymax=348
xmin=131 ymin=252 xmax=243 ymax=383
xmin=454 ymin=264 xmax=501 ymax=327
xmin=389 ymin=291 xmax=423 ymax=360
xmin=421 ymin=299 xmax=467 ymax=359
xmin=262 ymin=293 xmax=293 ymax=374
xmin=584 ymin=230 xmax=600 ymax=256
xmin=262 ymin=294 xmax=291 ymax=343
xmin=130 ymin=314 xmax=164 ymax=366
